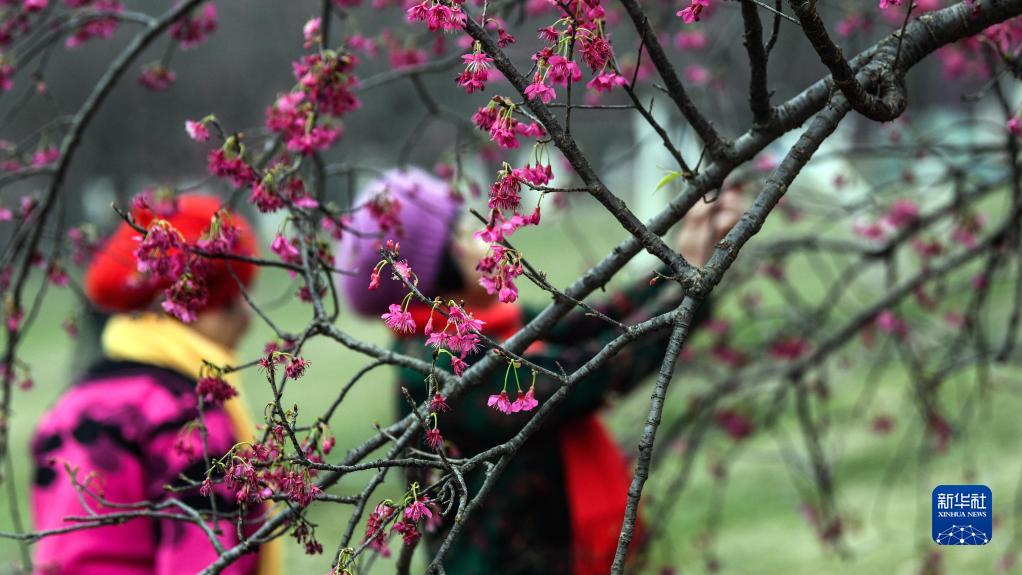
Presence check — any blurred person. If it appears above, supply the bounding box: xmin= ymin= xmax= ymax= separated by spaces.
xmin=337 ymin=167 xmax=742 ymax=575
xmin=29 ymin=194 xmax=281 ymax=575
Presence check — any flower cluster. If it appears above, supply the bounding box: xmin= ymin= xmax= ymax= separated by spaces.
xmin=161 ymin=272 xmax=208 ymax=323
xmin=456 ymin=46 xmax=493 ymax=94
xmin=134 ymin=219 xmax=186 ymax=277
xmin=131 ymin=203 xmax=244 ymax=323
xmin=66 ymin=0 xmax=123 ymax=48
xmin=252 ymin=166 xmax=318 ymax=213
xmin=852 ymin=198 xmax=919 ymax=242
xmin=406 ymin=0 xmax=466 ymax=33
xmin=382 ymin=302 xmax=417 ymax=334
xmin=677 ymin=0 xmax=709 ymax=24
xmin=195 ymin=373 xmax=238 ymax=406
xmin=207 ymin=135 xmax=257 ymax=188
xmin=487 ymin=363 xmax=539 ymax=414
xmin=181 ymin=32 xmax=359 ymax=222
xmin=363 ymin=501 xmax=396 ymax=556
xmin=472 ymin=164 xmax=546 ymax=304
xmin=475 ymin=243 xmax=525 ymax=304
xmin=362 ymin=486 xmax=442 ymax=558
xmin=486 ymin=162 xmax=551 ymax=212
xmin=472 ymin=97 xmax=545 ymax=150
xmin=292 ymin=521 xmax=324 ymax=556
xmin=205 ymin=421 xmax=327 ymax=510
xmin=132 ymin=187 xmax=179 ymax=218
xmin=170 ymin=2 xmax=218 ymax=50
xmin=422 ymin=303 xmax=484 ymax=372
xmin=937 ymin=17 xmax=1022 ymax=80
xmin=277 ymin=50 xmax=360 ymax=151
xmin=137 ymin=63 xmax=175 ymax=91
xmin=714 ymin=408 xmax=754 ymax=441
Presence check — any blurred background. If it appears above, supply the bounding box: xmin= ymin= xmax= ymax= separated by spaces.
xmin=2 ymin=0 xmax=1021 ymax=573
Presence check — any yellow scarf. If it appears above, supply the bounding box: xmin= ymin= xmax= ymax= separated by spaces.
xmin=102 ymin=313 xmax=283 ymax=575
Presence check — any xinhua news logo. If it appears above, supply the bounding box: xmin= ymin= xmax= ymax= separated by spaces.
xmin=932 ymin=484 xmax=992 ymax=546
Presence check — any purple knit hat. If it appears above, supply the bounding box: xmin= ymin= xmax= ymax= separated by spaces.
xmin=338 ymin=167 xmax=463 ymax=317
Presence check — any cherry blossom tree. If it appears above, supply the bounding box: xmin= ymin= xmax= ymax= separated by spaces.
xmin=2 ymin=0 xmax=1022 ymax=573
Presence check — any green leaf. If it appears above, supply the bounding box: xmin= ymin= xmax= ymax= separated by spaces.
xmin=655 ymin=171 xmax=682 ymax=192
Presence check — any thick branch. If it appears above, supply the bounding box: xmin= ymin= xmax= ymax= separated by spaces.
xmin=788 ymin=0 xmax=906 ymax=121
xmin=742 ymin=0 xmax=773 ymax=126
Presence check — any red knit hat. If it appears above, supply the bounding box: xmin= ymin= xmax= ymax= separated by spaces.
xmin=85 ymin=194 xmax=259 ymax=314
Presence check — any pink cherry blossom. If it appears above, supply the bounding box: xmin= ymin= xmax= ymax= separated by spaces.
xmin=487 ymin=390 xmax=513 ymax=414
xmin=404 ymin=498 xmax=433 ymax=521
xmin=196 ymin=375 xmax=238 ymax=405
xmin=270 ymin=234 xmax=302 ymax=264
xmin=138 ymin=64 xmax=175 ymax=91
xmin=510 ymin=386 xmax=539 ymax=412
xmin=677 ymin=0 xmax=710 ymax=24
xmin=429 ymin=393 xmax=450 ymax=413
xmin=587 ymin=72 xmax=627 ymax=93
xmin=24 ymin=0 xmax=47 ymax=13
xmin=303 ymin=17 xmax=321 ymax=49
xmin=66 ymin=0 xmax=123 ymax=48
xmin=425 ymin=428 xmax=443 ymax=449
xmin=381 ymin=304 xmax=416 ymax=334
xmin=170 ymin=3 xmax=218 ymax=50
xmin=31 ymin=147 xmax=59 ymax=167
xmin=185 ymin=120 xmax=210 ymax=142
xmin=546 ymin=55 xmax=582 ymax=86
xmin=882 ymin=199 xmax=919 ymax=229
xmin=874 ymin=310 xmax=908 ymax=339
xmin=406 ymin=1 xmax=466 ymax=33
xmin=524 ymin=77 xmax=556 ymax=103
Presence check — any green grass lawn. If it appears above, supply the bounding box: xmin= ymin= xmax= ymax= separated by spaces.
xmin=2 ymin=199 xmax=1021 ymax=575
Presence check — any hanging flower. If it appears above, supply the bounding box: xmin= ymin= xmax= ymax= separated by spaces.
xmin=425 ymin=427 xmax=443 ymax=449
xmin=286 ymin=356 xmax=310 ymax=379
xmin=185 ymin=120 xmax=211 ymax=142
xmin=270 ymin=233 xmax=302 ymax=265
xmin=510 ymin=385 xmax=539 ymax=412
xmin=487 ymin=390 xmax=513 ymax=414
xmin=587 ymin=72 xmax=628 ymax=93
xmin=456 ymin=50 xmax=493 ymax=94
xmin=449 ymin=355 xmax=469 ymax=376
xmin=406 ymin=0 xmax=466 ymax=32
xmin=546 ymin=55 xmax=581 ymax=86
xmin=579 ymin=32 xmax=612 ymax=71
xmin=677 ymin=0 xmax=710 ymax=23
xmin=303 ymin=17 xmax=322 ymax=48
xmin=392 ymin=519 xmax=421 ymax=545
xmin=138 ymin=63 xmax=176 ymax=91
xmin=161 ymin=272 xmax=208 ymax=323
xmin=382 ymin=303 xmax=416 ymax=334
xmin=134 ymin=220 xmax=185 ymax=278
xmin=429 ymin=392 xmax=450 ymax=413
xmin=404 ymin=497 xmax=433 ymax=521
xmin=196 ymin=375 xmax=238 ymax=405
xmin=524 ymin=75 xmax=556 ymax=103
xmin=363 ymin=502 xmax=395 ymax=557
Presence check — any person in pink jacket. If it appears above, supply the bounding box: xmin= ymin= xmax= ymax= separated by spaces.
xmin=30 ymin=194 xmax=280 ymax=575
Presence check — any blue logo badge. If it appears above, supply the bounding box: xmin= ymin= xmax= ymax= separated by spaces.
xmin=932 ymin=484 xmax=992 ymax=545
